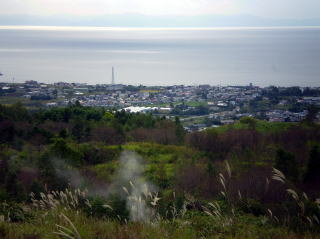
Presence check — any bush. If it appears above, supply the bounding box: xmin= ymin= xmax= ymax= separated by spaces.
xmin=237 ymin=198 xmax=266 ymax=216
xmin=87 ymin=194 xmax=129 ymax=221
xmin=240 ymin=116 xmax=257 ymax=129
xmin=0 ymin=201 xmax=31 ymax=222
xmin=304 ymin=145 xmax=320 ymax=184
xmin=274 ymin=148 xmax=299 ymax=182
xmin=86 ymin=196 xmax=112 ymax=218
xmin=107 ymin=194 xmax=129 ymax=221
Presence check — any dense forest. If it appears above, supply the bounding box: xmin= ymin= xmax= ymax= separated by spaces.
xmin=0 ymin=102 xmax=320 ymax=239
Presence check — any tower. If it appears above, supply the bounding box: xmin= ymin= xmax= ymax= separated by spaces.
xmin=111 ymin=67 xmax=115 ymax=85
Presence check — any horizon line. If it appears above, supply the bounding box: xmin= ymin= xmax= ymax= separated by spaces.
xmin=1 ymin=25 xmax=320 ymax=31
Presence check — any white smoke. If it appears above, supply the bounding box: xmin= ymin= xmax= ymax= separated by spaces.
xmin=53 ymin=158 xmax=85 ymax=188
xmin=50 ymin=150 xmax=159 ymax=223
xmin=112 ymin=150 xmax=159 ymax=223
xmin=50 ymin=157 xmax=109 ymax=197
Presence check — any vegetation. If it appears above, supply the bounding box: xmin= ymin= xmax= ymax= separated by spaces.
xmin=0 ymin=103 xmax=319 ymax=238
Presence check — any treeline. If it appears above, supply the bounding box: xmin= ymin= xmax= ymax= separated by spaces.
xmin=263 ymin=86 xmax=320 ymax=97
xmin=0 ymin=102 xmax=185 ymax=147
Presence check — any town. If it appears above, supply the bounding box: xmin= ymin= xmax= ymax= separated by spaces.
xmin=1 ymin=79 xmax=320 ymax=131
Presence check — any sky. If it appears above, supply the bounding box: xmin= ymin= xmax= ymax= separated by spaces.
xmin=1 ymin=0 xmax=320 ymax=19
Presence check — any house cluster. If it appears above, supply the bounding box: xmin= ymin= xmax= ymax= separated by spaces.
xmin=0 ymin=80 xmax=57 ymax=100
xmin=266 ymin=110 xmax=308 ymax=122
xmin=1 ymin=81 xmax=320 ymax=126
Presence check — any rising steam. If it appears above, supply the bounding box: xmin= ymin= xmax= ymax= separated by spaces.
xmin=112 ymin=150 xmax=159 ymax=223
xmin=50 ymin=150 xmax=159 ymax=223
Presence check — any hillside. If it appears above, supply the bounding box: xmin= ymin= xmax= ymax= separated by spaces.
xmin=0 ymin=103 xmax=320 ymax=238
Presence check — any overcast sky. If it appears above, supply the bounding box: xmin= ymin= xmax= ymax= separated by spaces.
xmin=1 ymin=0 xmax=320 ymax=19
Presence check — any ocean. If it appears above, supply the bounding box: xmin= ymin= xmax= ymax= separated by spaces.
xmin=0 ymin=26 xmax=320 ymax=86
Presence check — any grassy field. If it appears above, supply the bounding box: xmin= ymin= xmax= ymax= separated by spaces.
xmin=207 ymin=119 xmax=297 ymax=134
xmin=2 ymin=208 xmax=317 ymax=239
xmin=1 ymin=139 xmax=320 ymax=239
xmin=87 ymin=143 xmax=193 ymax=185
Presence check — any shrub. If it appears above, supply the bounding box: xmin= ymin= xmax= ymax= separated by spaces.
xmin=106 ymin=194 xmax=129 ymax=221
xmin=304 ymin=145 xmax=320 ymax=184
xmin=236 ymin=198 xmax=266 ymax=216
xmin=274 ymin=148 xmax=299 ymax=182
xmin=240 ymin=116 xmax=257 ymax=129
xmin=86 ymin=194 xmax=129 ymax=221
xmin=0 ymin=201 xmax=31 ymax=222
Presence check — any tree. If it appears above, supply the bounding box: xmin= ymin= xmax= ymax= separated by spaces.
xmin=274 ymin=148 xmax=299 ymax=182
xmin=0 ymin=120 xmax=15 ymax=143
xmin=304 ymin=145 xmax=320 ymax=184
xmin=281 ymin=87 xmax=302 ymax=96
xmin=0 ymin=157 xmax=8 ymax=185
xmin=102 ymin=112 xmax=114 ymax=122
xmin=303 ymin=87 xmax=320 ymax=97
xmin=175 ymin=116 xmax=185 ymax=144
xmin=305 ymin=105 xmax=319 ymax=124
xmin=71 ymin=118 xmax=90 ymax=142
xmin=240 ymin=116 xmax=257 ymax=130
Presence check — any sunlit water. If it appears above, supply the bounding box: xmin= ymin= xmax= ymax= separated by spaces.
xmin=0 ymin=26 xmax=320 ymax=86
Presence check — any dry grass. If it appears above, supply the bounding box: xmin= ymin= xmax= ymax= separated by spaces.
xmin=272 ymin=168 xmax=320 ymax=227
xmin=122 ymin=181 xmax=161 ymax=223
xmin=53 ymin=213 xmax=82 ymax=239
xmin=30 ymin=188 xmax=91 ymax=212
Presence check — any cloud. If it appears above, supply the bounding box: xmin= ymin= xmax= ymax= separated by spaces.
xmin=0 ymin=0 xmax=235 ymax=16
xmin=238 ymin=0 xmax=320 ymax=19
xmin=0 ymin=0 xmax=319 ymax=19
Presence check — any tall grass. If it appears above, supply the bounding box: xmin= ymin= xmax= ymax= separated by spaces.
xmin=272 ymin=168 xmax=320 ymax=227
xmin=53 ymin=213 xmax=81 ymax=239
xmin=1 ymin=164 xmax=320 ymax=238
xmin=30 ymin=188 xmax=91 ymax=212
xmin=122 ymin=181 xmax=161 ymax=223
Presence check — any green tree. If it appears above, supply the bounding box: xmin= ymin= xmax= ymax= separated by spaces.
xmin=71 ymin=118 xmax=90 ymax=142
xmin=274 ymin=148 xmax=299 ymax=182
xmin=50 ymin=138 xmax=83 ymax=166
xmin=102 ymin=111 xmax=115 ymax=121
xmin=240 ymin=116 xmax=257 ymax=130
xmin=305 ymin=105 xmax=319 ymax=124
xmin=175 ymin=116 xmax=185 ymax=144
xmin=304 ymin=145 xmax=320 ymax=183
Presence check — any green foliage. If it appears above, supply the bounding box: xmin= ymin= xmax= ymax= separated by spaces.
xmin=85 ymin=194 xmax=129 ymax=221
xmin=1 ymin=103 xmax=320 ymax=237
xmin=236 ymin=198 xmax=266 ymax=217
xmin=50 ymin=138 xmax=83 ymax=166
xmin=239 ymin=116 xmax=257 ymax=129
xmin=86 ymin=196 xmax=112 ymax=219
xmin=274 ymin=148 xmax=299 ymax=182
xmin=0 ymin=201 xmax=31 ymax=222
xmin=106 ymin=194 xmax=130 ymax=221
xmin=102 ymin=111 xmax=114 ymax=121
xmin=78 ymin=143 xmax=118 ymax=165
xmin=1 ymin=208 xmax=313 ymax=239
xmin=304 ymin=145 xmax=320 ymax=183
xmin=0 ymin=102 xmax=29 ymax=121
xmin=210 ymin=119 xmax=295 ymax=134
xmin=305 ymin=105 xmax=319 ymax=124
xmin=88 ymin=161 xmax=119 ymax=182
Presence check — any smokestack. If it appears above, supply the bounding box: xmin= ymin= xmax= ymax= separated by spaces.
xmin=112 ymin=67 xmax=115 ymax=85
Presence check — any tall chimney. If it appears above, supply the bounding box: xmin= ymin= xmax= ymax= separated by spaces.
xmin=112 ymin=67 xmax=115 ymax=85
